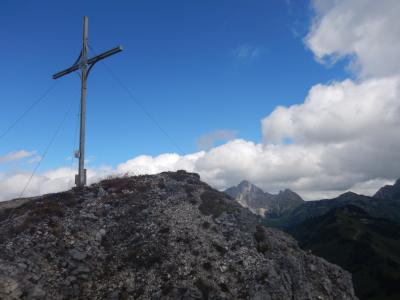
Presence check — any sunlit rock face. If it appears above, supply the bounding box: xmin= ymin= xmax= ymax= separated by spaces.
xmin=225 ymin=180 xmax=304 ymax=218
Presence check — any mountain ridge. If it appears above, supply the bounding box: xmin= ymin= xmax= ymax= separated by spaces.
xmin=265 ymin=189 xmax=400 ymax=229
xmin=374 ymin=179 xmax=400 ymax=201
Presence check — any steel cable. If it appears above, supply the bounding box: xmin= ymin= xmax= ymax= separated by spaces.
xmin=0 ymin=81 xmax=58 ymax=141
xmin=88 ymin=45 xmax=184 ymax=154
xmin=19 ymin=96 xmax=76 ymax=198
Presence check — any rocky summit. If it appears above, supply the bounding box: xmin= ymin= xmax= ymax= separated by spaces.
xmin=0 ymin=171 xmax=357 ymax=299
xmin=225 ymin=181 xmax=304 ymax=218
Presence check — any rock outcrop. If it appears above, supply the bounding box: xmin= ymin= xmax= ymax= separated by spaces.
xmin=225 ymin=180 xmax=304 ymax=217
xmin=0 ymin=171 xmax=357 ymax=299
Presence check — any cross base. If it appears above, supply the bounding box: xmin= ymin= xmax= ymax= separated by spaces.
xmin=75 ymin=169 xmax=87 ymax=187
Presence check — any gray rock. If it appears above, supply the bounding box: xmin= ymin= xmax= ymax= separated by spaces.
xmin=95 ymin=228 xmax=106 ymax=241
xmin=0 ymin=277 xmax=23 ymax=299
xmin=31 ymin=285 xmax=46 ymax=299
xmin=69 ymin=249 xmax=87 ymax=261
xmin=97 ymin=187 xmax=107 ymax=197
xmin=225 ymin=180 xmax=304 ymax=217
xmin=0 ymin=171 xmax=358 ymax=300
xmin=72 ymin=264 xmax=90 ymax=275
xmin=64 ymin=276 xmax=77 ymax=286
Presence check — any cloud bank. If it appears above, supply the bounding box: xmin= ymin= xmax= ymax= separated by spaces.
xmin=1 ymin=0 xmax=399 ymax=201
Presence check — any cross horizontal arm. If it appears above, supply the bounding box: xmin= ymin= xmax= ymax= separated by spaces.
xmin=52 ymin=64 xmax=80 ymax=79
xmin=52 ymin=46 xmax=122 ymax=80
xmin=87 ymin=46 xmax=123 ymax=65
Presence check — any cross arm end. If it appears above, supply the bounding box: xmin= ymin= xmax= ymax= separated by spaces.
xmin=52 ymin=64 xmax=80 ymax=79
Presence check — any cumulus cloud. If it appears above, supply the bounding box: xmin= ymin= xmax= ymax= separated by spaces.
xmin=259 ymin=76 xmax=400 ymax=195
xmin=117 ymin=152 xmax=202 ymax=175
xmin=306 ymin=0 xmax=400 ymax=78
xmin=1 ymin=0 xmax=400 ymax=202
xmin=196 ymin=129 xmax=237 ymax=150
xmin=262 ymin=77 xmax=400 ymax=145
xmin=110 ymin=140 xmax=324 ymax=198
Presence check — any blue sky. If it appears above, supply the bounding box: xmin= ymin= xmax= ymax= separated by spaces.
xmin=1 ymin=0 xmax=400 ymax=200
xmin=0 ymin=0 xmax=344 ymax=168
xmin=0 ymin=0 xmax=349 ymax=172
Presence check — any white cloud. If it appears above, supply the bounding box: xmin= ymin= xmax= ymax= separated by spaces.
xmin=0 ymin=166 xmax=114 ymax=202
xmin=27 ymin=155 xmax=42 ymax=164
xmin=306 ymin=0 xmax=400 ymax=78
xmin=0 ymin=150 xmax=36 ymax=164
xmin=1 ymin=0 xmax=400 ymax=202
xmin=350 ymin=178 xmax=395 ymax=197
xmin=117 ymin=152 xmax=202 ymax=175
xmin=262 ymin=77 xmax=400 ymax=145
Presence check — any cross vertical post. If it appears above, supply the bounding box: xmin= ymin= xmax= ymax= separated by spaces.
xmin=78 ymin=16 xmax=88 ymax=187
xmin=52 ymin=16 xmax=123 ymax=187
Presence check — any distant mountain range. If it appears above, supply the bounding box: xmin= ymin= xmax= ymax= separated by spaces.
xmin=266 ymin=191 xmax=400 ymax=229
xmin=225 ymin=179 xmax=400 ymax=227
xmin=225 ymin=179 xmax=400 ymax=300
xmin=224 ymin=180 xmax=304 ymax=218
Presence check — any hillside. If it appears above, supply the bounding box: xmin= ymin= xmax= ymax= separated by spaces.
xmin=374 ymin=179 xmax=400 ymax=201
xmin=0 ymin=171 xmax=357 ymax=299
xmin=287 ymin=205 xmax=400 ymax=300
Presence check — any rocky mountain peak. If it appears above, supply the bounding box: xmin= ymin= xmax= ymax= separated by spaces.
xmin=277 ymin=189 xmax=303 ymax=200
xmin=225 ymin=181 xmax=304 ymax=218
xmin=238 ymin=180 xmax=252 ymax=187
xmin=336 ymin=191 xmax=360 ymax=200
xmin=234 ymin=180 xmax=265 ymax=195
xmin=0 ymin=170 xmax=356 ymax=299
xmin=275 ymin=189 xmax=304 ymax=209
xmin=278 ymin=188 xmax=293 ymax=194
xmin=374 ymin=178 xmax=400 ymax=200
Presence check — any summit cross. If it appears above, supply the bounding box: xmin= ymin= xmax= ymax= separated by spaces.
xmin=53 ymin=16 xmax=123 ymax=187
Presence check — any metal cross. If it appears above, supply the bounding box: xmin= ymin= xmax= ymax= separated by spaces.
xmin=53 ymin=16 xmax=122 ymax=187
